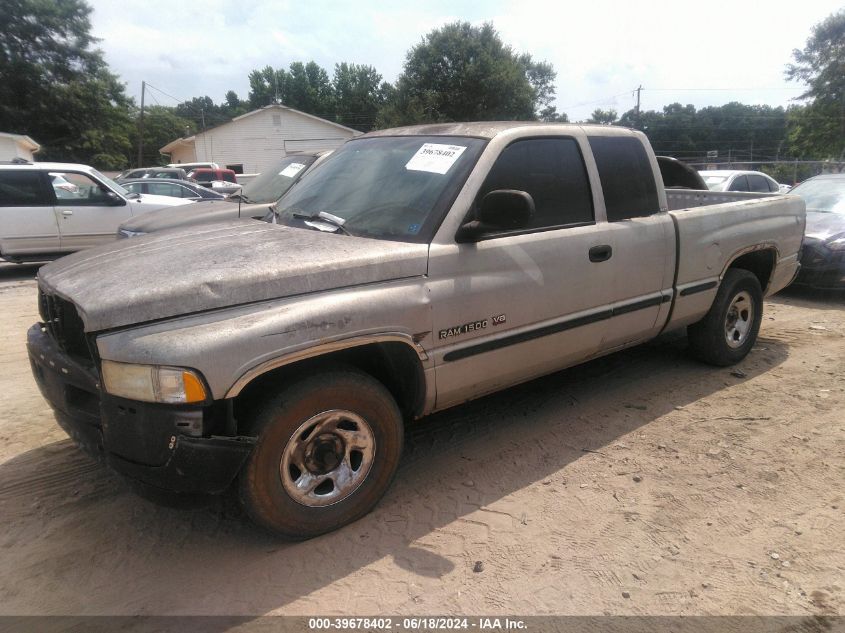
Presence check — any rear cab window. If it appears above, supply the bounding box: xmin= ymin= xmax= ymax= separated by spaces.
xmin=588 ymin=135 xmax=660 ymax=221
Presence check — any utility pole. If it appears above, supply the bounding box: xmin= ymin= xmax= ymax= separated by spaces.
xmin=634 ymin=85 xmax=642 ymax=129
xmin=136 ymin=80 xmax=145 ymax=168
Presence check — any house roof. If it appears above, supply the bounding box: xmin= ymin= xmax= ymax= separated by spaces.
xmin=0 ymin=132 xmax=40 ymax=153
xmin=159 ymin=104 xmax=361 ymax=154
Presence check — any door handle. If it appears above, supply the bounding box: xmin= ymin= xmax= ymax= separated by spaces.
xmin=589 ymin=244 xmax=612 ymax=262
xmin=61 ymin=209 xmax=73 ymax=216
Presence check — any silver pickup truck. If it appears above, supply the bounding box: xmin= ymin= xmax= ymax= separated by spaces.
xmin=28 ymin=123 xmax=805 ymax=538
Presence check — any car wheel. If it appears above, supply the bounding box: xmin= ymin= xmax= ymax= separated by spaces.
xmin=238 ymin=367 xmax=403 ymax=539
xmin=687 ymin=269 xmax=763 ymax=366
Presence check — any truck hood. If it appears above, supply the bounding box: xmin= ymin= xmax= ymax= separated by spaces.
xmin=38 ymin=221 xmax=429 ymax=332
xmin=804 ymin=211 xmax=845 ymax=242
xmin=120 ymin=199 xmax=269 ymax=234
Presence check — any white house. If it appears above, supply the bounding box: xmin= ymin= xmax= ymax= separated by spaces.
xmin=160 ymin=104 xmax=362 ymax=175
xmin=0 ymin=133 xmax=40 ymax=161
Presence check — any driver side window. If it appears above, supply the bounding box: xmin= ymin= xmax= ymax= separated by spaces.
xmin=477 ymin=138 xmax=594 ymax=234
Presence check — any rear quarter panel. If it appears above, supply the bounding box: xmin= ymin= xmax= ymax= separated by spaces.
xmin=667 ymin=194 xmax=805 ymax=329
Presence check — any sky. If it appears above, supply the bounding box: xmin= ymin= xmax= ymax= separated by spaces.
xmin=87 ymin=0 xmax=844 ymax=120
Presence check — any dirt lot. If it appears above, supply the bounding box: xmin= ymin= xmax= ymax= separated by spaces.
xmin=0 ymin=262 xmax=842 ymax=617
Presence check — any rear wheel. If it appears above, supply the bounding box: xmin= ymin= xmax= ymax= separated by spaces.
xmin=688 ymin=269 xmax=763 ymax=366
xmin=238 ymin=368 xmax=403 ymax=539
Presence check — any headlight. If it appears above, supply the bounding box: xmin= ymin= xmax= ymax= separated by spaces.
xmin=101 ymin=360 xmax=208 ymax=403
xmin=826 ymin=237 xmax=845 ymax=251
xmin=117 ymin=228 xmax=146 ymax=239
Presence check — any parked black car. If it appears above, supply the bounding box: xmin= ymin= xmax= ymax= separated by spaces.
xmin=791 ymin=174 xmax=845 ymax=289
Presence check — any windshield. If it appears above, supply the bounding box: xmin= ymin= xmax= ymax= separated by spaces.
xmin=91 ymin=168 xmax=129 ymax=196
xmin=241 ymin=155 xmax=318 ymax=203
xmin=272 ymin=136 xmax=486 ymax=242
xmin=702 ymin=174 xmax=728 ymax=191
xmin=790 ymin=178 xmax=845 ymax=214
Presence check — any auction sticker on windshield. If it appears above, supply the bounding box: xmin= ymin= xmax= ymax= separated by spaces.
xmin=406 ymin=143 xmax=467 ymax=175
xmin=280 ymin=163 xmax=306 ymax=178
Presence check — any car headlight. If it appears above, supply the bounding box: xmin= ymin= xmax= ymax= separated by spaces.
xmin=117 ymin=228 xmax=146 ymax=239
xmin=101 ymin=360 xmax=208 ymax=403
xmin=826 ymin=236 xmax=845 ymax=251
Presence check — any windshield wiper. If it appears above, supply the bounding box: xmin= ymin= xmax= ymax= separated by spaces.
xmin=228 ymin=192 xmax=254 ymax=203
xmin=291 ymin=211 xmax=355 ymax=236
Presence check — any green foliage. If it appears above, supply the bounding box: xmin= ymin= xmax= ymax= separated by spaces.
xmin=587 ymin=109 xmax=618 ymax=125
xmin=287 ymin=61 xmax=335 ymax=116
xmin=245 ymin=61 xmax=389 ymax=131
xmin=0 ymin=0 xmax=133 ymax=169
xmin=785 ymin=9 xmax=845 ymax=159
xmin=247 ymin=61 xmax=336 ymax=117
xmin=616 ymin=102 xmax=790 ymax=163
xmin=333 ymin=63 xmax=390 ymax=131
xmin=129 ymin=105 xmax=193 ymax=167
xmin=377 ymin=22 xmax=556 ymax=127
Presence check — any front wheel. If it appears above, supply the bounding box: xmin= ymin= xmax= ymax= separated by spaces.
xmin=239 ymin=368 xmax=404 ymax=539
xmin=687 ymin=269 xmax=763 ymax=366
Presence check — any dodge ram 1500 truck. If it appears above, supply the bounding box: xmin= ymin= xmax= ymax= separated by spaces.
xmin=28 ymin=123 xmax=805 ymax=538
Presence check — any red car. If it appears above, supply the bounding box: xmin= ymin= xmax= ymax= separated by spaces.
xmin=186 ymin=168 xmax=241 ymax=194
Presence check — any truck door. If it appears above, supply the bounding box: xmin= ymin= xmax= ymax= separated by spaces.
xmin=50 ymin=170 xmax=132 ymax=251
xmin=0 ymin=170 xmax=60 ymax=258
xmin=586 ymin=135 xmax=675 ymax=350
xmin=428 ymin=136 xmax=620 ymax=410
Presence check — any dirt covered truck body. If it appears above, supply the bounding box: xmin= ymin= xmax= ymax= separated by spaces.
xmin=28 ymin=122 xmax=804 ymax=537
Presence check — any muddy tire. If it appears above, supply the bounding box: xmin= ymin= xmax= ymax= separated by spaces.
xmin=238 ymin=368 xmax=403 ymax=539
xmin=688 ymin=269 xmax=763 ymax=366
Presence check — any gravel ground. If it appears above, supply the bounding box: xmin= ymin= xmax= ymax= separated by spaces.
xmin=0 ymin=262 xmax=842 ymax=616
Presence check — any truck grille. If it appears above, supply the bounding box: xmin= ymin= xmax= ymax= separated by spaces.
xmin=38 ymin=288 xmax=92 ymax=363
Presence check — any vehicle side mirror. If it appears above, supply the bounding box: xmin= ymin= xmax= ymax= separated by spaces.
xmin=455 ymin=189 xmax=535 ymax=243
xmin=105 ymin=191 xmax=126 ymax=206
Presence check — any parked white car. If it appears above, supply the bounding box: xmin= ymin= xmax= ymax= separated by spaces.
xmin=0 ymin=161 xmax=192 ymax=263
xmin=699 ymin=170 xmax=781 ymax=193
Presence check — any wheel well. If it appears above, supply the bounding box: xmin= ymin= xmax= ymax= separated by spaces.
xmin=726 ymin=249 xmax=776 ymax=292
xmin=232 ymin=342 xmax=426 ymax=430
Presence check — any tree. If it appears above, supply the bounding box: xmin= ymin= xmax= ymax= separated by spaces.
xmin=587 ymin=108 xmax=618 ymax=125
xmin=333 ymin=63 xmax=389 ymax=131
xmin=174 ymin=96 xmax=231 ymax=132
xmin=128 ymin=106 xmax=193 ymax=167
xmin=285 ymin=61 xmax=335 ymax=116
xmin=785 ymin=8 xmax=845 ymax=159
xmin=377 ymin=22 xmax=557 ymax=127
xmin=0 ymin=0 xmax=134 ymax=169
xmin=247 ymin=61 xmax=336 ymax=118
xmin=222 ymin=90 xmax=248 ymax=119
xmin=248 ymin=65 xmax=284 ymax=109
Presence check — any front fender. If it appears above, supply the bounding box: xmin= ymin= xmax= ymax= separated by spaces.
xmin=95 ymin=278 xmax=433 ymax=400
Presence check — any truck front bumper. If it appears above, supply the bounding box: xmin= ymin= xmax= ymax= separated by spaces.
xmin=27 ymin=323 xmax=255 ymax=495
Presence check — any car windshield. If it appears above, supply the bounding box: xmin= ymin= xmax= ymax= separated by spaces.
xmin=790 ymin=178 xmax=845 ymax=214
xmin=91 ymin=168 xmax=129 ymax=196
xmin=272 ymin=136 xmax=486 ymax=242
xmin=240 ymin=155 xmax=318 ymax=203
xmin=702 ymin=175 xmax=728 ymax=190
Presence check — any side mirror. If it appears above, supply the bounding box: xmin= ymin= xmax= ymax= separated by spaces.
xmin=105 ymin=190 xmax=126 ymax=206
xmin=456 ymin=189 xmax=535 ymax=242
